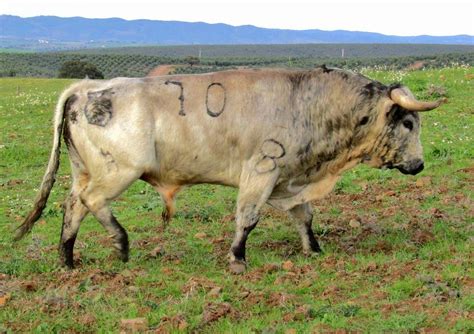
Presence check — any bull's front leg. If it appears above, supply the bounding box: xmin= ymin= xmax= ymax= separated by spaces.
xmin=229 ymin=159 xmax=280 ymax=274
xmin=289 ymin=203 xmax=322 ymax=255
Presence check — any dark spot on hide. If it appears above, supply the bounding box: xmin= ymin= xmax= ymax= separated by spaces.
xmin=100 ymin=148 xmax=111 ymax=158
xmin=64 ymin=94 xmax=79 ymax=124
xmin=287 ymin=71 xmax=313 ymax=91
xmin=206 ymin=83 xmax=226 ymax=117
xmin=388 ymin=83 xmax=404 ymax=95
xmin=84 ymin=89 xmax=114 ymax=126
xmin=304 ymin=150 xmax=338 ymax=177
xmin=325 ymin=115 xmax=347 ymax=134
xmin=387 ymin=104 xmax=407 ymax=127
xmin=303 ymin=118 xmax=311 ymax=129
xmin=228 ymin=136 xmax=239 ymax=147
xmin=63 ymin=95 xmax=78 ymax=150
xmin=165 ymin=80 xmax=185 ymax=116
xmin=69 ymin=110 xmax=78 ymax=123
xmin=361 ymin=81 xmax=386 ymax=99
xmin=338 ymin=72 xmax=350 ymax=81
xmin=326 ymin=119 xmax=334 ymax=133
xmin=319 ymin=64 xmax=333 ymax=73
xmin=100 ymin=148 xmax=117 ymax=170
xmin=297 ymin=140 xmax=312 ymax=157
xmin=358 ymin=116 xmax=370 ymax=126
xmin=297 ymin=140 xmax=313 ymax=166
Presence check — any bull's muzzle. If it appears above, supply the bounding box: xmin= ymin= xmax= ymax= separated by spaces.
xmin=395 ymin=159 xmax=424 ymax=175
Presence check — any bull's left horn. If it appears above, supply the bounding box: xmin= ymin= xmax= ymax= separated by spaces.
xmin=390 ymin=87 xmax=445 ymax=112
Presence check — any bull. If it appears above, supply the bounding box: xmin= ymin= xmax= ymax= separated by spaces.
xmin=14 ymin=66 xmax=443 ymax=273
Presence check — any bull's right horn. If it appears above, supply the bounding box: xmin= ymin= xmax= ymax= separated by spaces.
xmin=390 ymin=87 xmax=445 ymax=112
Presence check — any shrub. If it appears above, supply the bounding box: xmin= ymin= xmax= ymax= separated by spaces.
xmin=184 ymin=56 xmax=200 ymax=67
xmin=58 ymin=60 xmax=104 ymax=79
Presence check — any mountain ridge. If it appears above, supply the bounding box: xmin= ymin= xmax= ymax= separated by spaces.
xmin=1 ymin=14 xmax=473 ymax=48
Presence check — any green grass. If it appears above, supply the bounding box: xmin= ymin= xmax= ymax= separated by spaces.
xmin=0 ymin=68 xmax=473 ymax=332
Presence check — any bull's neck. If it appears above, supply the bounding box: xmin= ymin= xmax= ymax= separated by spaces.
xmin=291 ymin=89 xmax=365 ymax=180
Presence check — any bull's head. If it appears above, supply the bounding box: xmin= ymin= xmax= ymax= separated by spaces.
xmin=362 ymin=85 xmax=444 ymax=175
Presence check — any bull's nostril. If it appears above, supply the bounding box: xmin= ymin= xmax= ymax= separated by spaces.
xmin=412 ymin=161 xmax=424 ymax=174
xmin=417 ymin=163 xmax=424 ymax=172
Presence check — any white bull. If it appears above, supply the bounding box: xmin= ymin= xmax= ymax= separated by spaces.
xmin=15 ymin=67 xmax=443 ymax=273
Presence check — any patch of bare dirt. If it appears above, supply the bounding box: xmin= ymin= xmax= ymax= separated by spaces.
xmin=201 ymin=302 xmax=238 ymax=325
xmin=2 ymin=179 xmax=24 ymax=187
xmin=132 ymin=235 xmax=165 ymax=249
xmin=266 ymin=292 xmax=296 ymax=307
xmin=146 ymin=65 xmax=177 ymax=77
xmin=155 ymin=314 xmax=188 ymax=332
xmin=182 ymin=277 xmax=219 ymax=297
xmin=120 ymin=318 xmax=148 ymax=333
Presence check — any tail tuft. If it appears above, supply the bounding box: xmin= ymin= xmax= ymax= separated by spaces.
xmin=14 ymin=173 xmax=58 ymax=241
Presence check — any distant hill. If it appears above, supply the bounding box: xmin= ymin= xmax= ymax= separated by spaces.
xmin=1 ymin=15 xmax=473 ymax=51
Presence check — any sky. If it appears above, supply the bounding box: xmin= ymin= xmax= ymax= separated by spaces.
xmin=1 ymin=0 xmax=473 ymax=37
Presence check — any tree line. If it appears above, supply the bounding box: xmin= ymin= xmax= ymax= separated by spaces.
xmin=0 ymin=51 xmax=472 ymax=78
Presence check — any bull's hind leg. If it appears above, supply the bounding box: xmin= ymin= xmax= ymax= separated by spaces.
xmin=156 ymin=185 xmax=181 ymax=226
xmin=160 ymin=186 xmax=181 ymax=225
xmin=59 ymin=189 xmax=89 ymax=268
xmin=289 ymin=203 xmax=322 ymax=255
xmin=80 ymin=169 xmax=141 ymax=262
xmin=229 ymin=162 xmax=280 ymax=274
xmin=140 ymin=175 xmax=181 ymax=226
xmin=59 ymin=153 xmax=90 ymax=268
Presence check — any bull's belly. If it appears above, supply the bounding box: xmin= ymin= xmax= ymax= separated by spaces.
xmin=145 ymin=147 xmax=243 ymax=188
xmin=267 ymin=174 xmax=340 ymax=211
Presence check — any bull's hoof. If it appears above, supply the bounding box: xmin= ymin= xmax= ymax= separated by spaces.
xmin=59 ymin=258 xmax=75 ymax=269
xmin=161 ymin=211 xmax=171 ymax=228
xmin=229 ymin=260 xmax=247 ymax=274
xmin=303 ymin=249 xmax=323 ymax=258
xmin=58 ymin=249 xmax=74 ymax=269
xmin=119 ymin=251 xmax=129 ymax=262
xmin=114 ymin=248 xmax=129 ymax=262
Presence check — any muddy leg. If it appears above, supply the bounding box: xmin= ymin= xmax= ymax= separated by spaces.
xmin=59 ymin=192 xmax=89 ymax=268
xmin=80 ymin=195 xmax=129 ymax=262
xmin=289 ymin=203 xmax=321 ymax=255
xmin=229 ymin=162 xmax=280 ymax=274
xmin=80 ymin=171 xmax=140 ymax=262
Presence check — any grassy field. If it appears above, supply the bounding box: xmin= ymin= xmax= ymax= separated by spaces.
xmin=0 ymin=67 xmax=473 ymax=332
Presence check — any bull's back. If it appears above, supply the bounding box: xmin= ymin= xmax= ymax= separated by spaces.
xmin=65 ymin=70 xmax=293 ymax=186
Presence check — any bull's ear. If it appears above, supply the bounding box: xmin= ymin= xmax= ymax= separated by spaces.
xmin=390 ymin=86 xmax=446 ymax=112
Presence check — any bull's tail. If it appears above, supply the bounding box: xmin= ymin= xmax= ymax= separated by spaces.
xmin=14 ymin=88 xmax=76 ymax=241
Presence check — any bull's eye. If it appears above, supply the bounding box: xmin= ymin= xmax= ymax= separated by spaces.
xmin=403 ymin=120 xmax=413 ymax=131
xmin=358 ymin=116 xmax=369 ymax=126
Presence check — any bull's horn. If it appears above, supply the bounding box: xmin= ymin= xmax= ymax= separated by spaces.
xmin=390 ymin=87 xmax=445 ymax=112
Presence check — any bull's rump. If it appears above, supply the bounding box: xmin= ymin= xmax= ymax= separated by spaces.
xmin=66 ymin=70 xmax=294 ymax=187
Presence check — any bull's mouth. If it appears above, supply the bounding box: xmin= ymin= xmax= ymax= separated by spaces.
xmin=382 ymin=162 xmax=424 ymax=175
